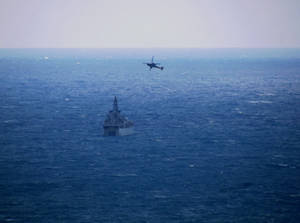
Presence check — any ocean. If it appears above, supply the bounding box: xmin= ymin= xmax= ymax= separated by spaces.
xmin=1 ymin=48 xmax=300 ymax=222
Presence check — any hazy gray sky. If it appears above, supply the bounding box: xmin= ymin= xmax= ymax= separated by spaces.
xmin=1 ymin=0 xmax=300 ymax=48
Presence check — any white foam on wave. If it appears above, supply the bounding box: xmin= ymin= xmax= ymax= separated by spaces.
xmin=277 ymin=163 xmax=289 ymax=167
xmin=113 ymin=173 xmax=137 ymax=177
xmin=289 ymin=194 xmax=300 ymax=198
xmin=258 ymin=92 xmax=275 ymax=96
xmin=3 ymin=119 xmax=18 ymax=123
xmin=248 ymin=100 xmax=272 ymax=104
xmin=234 ymin=107 xmax=243 ymax=114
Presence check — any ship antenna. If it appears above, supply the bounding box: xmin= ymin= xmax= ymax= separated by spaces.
xmin=113 ymin=96 xmax=119 ymax=112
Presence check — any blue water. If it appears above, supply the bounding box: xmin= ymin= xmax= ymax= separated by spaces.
xmin=1 ymin=49 xmax=300 ymax=222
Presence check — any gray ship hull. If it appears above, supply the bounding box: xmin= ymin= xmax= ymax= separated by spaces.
xmin=119 ymin=127 xmax=134 ymax=136
xmin=103 ymin=126 xmax=134 ymax=136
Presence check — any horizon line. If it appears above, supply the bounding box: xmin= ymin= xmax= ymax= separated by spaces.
xmin=1 ymin=47 xmax=300 ymax=50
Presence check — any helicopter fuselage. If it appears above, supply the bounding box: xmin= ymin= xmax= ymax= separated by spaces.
xmin=146 ymin=63 xmax=164 ymax=70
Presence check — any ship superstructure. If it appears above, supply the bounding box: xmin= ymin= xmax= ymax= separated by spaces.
xmin=103 ymin=96 xmax=134 ymax=136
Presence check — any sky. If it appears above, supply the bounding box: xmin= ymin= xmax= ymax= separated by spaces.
xmin=0 ymin=0 xmax=300 ymax=48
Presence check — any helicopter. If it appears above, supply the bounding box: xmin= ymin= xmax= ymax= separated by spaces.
xmin=143 ymin=56 xmax=164 ymax=71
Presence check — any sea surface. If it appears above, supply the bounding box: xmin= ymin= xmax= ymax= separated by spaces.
xmin=1 ymin=48 xmax=300 ymax=222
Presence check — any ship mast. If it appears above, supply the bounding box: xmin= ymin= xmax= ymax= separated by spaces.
xmin=113 ymin=96 xmax=119 ymax=112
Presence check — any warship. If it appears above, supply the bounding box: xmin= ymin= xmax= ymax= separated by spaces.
xmin=103 ymin=96 xmax=134 ymax=136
